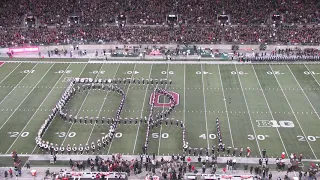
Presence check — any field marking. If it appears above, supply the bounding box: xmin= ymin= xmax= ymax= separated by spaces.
xmin=269 ymin=65 xmax=317 ymax=159
xmin=0 ymin=63 xmax=39 ymax=106
xmin=303 ymin=64 xmax=320 ymax=117
xmin=287 ymin=65 xmax=320 ymax=139
xmin=30 ymin=63 xmax=89 ymax=154
xmin=0 ymin=85 xmax=318 ymax=91
xmin=234 ymin=64 xmax=262 ymax=157
xmin=0 ymin=63 xmax=53 ymax=130
xmin=132 ymin=64 xmax=153 ymax=154
xmin=107 ymin=64 xmax=137 ymax=155
xmin=157 ymin=64 xmax=170 ymax=156
xmin=218 ymin=64 xmax=234 ymax=147
xmin=287 ymin=65 xmax=320 ymax=121
xmin=61 ymin=64 xmax=104 ymax=145
xmin=0 ymin=63 xmax=22 ymax=85
xmin=6 ymin=60 xmax=320 ymax=65
xmin=200 ymin=64 xmax=210 ymax=150
xmin=5 ymin=64 xmax=72 ymax=154
xmin=184 ymin=64 xmax=186 ymax=124
xmin=251 ymin=65 xmax=288 ymax=155
xmin=85 ymin=64 xmax=121 ymax=145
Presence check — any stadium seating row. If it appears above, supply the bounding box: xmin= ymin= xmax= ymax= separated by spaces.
xmin=0 ymin=26 xmax=319 ymax=47
xmin=0 ymin=0 xmax=318 ymax=26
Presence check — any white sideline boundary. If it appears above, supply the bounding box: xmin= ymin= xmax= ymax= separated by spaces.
xmin=4 ymin=60 xmax=320 ymax=65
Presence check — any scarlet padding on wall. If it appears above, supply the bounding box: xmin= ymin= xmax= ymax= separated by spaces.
xmin=8 ymin=46 xmax=39 ymax=53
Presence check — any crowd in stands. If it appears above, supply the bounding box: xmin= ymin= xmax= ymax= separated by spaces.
xmin=225 ymin=26 xmax=320 ymax=44
xmin=0 ymin=26 xmax=319 ymax=47
xmin=0 ymin=0 xmax=319 ymax=27
xmin=0 ymin=0 xmax=318 ymax=46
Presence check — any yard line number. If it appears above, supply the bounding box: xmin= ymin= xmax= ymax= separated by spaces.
xmin=231 ymin=71 xmax=247 ymax=75
xmin=56 ymin=70 xmax=72 ymax=74
xmin=8 ymin=132 xmax=29 ymax=138
xmin=304 ymin=71 xmax=319 ymax=75
xmin=55 ymin=132 xmax=76 ymax=138
xmin=152 ymin=133 xmax=169 ymax=139
xmin=107 ymin=132 xmax=169 ymax=139
xmin=267 ymin=71 xmax=283 ymax=75
xmin=92 ymin=71 xmax=105 ymax=74
xmin=199 ymin=134 xmax=216 ymax=139
xmin=248 ymin=134 xmax=269 ymax=141
xmin=297 ymin=135 xmax=320 ymax=142
xmin=62 ymin=77 xmax=73 ymax=82
xmin=161 ymin=71 xmax=174 ymax=75
xmin=22 ymin=70 xmax=35 ymax=74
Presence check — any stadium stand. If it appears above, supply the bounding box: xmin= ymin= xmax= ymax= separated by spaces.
xmin=0 ymin=0 xmax=318 ymax=47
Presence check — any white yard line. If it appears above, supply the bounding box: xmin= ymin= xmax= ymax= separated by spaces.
xmin=218 ymin=64 xmax=234 ymax=147
xmin=234 ymin=64 xmax=262 ymax=157
xmin=0 ymin=63 xmax=22 ymax=85
xmin=132 ymin=64 xmax=153 ymax=154
xmin=6 ymin=60 xmax=320 ymax=65
xmin=0 ymin=63 xmax=39 ymax=105
xmin=184 ymin=64 xmax=186 ymax=124
xmin=251 ymin=65 xmax=288 ymax=155
xmin=269 ymin=64 xmax=317 ymax=159
xmin=107 ymin=64 xmax=137 ymax=155
xmin=0 ymin=63 xmax=52 ymax=130
xmin=61 ymin=64 xmax=104 ymax=145
xmin=85 ymin=64 xmax=121 ymax=145
xmin=5 ymin=64 xmax=72 ymax=153
xmin=157 ymin=64 xmax=170 ymax=156
xmin=287 ymin=66 xmax=320 ymax=136
xmin=30 ymin=63 xmax=89 ymax=154
xmin=200 ymin=64 xmax=210 ymax=150
xmin=304 ymin=65 xmax=320 ymax=87
xmin=301 ymin=64 xmax=320 ymax=121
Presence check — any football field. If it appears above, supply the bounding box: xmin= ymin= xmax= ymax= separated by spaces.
xmin=0 ymin=61 xmax=320 ymax=159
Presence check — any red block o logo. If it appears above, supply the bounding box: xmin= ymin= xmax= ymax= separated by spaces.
xmin=149 ymin=91 xmax=180 ymax=107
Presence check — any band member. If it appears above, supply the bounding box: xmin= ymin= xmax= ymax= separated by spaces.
xmin=72 ymin=144 xmax=77 ymax=154
xmin=85 ymin=144 xmax=90 ymax=154
xmin=50 ymin=143 xmax=54 ymax=155
xmin=91 ymin=142 xmax=95 ymax=153
xmin=102 ymin=137 xmax=106 ymax=148
xmin=67 ymin=144 xmax=71 ymax=155
xmin=79 ymin=144 xmax=84 ymax=154
xmin=102 ymin=117 xmax=105 ymax=125
xmin=60 ymin=144 xmax=65 ymax=154
xmin=97 ymin=139 xmax=102 ymax=151
xmin=54 ymin=144 xmax=59 ymax=155
xmin=69 ymin=115 xmax=72 ymax=123
xmin=44 ymin=142 xmax=49 ymax=153
xmin=95 ymin=117 xmax=99 ymax=124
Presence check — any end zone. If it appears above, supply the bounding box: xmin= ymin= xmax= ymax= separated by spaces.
xmin=0 ymin=62 xmax=5 ymax=67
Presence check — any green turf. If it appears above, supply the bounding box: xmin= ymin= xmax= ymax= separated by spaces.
xmin=0 ymin=62 xmax=320 ymax=159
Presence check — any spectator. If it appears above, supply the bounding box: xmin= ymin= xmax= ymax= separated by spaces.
xmin=8 ymin=168 xmax=13 ymax=178
xmin=26 ymin=160 xmax=30 ymax=169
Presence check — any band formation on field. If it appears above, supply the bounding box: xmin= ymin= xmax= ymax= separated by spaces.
xmin=35 ymin=77 xmax=192 ymax=155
